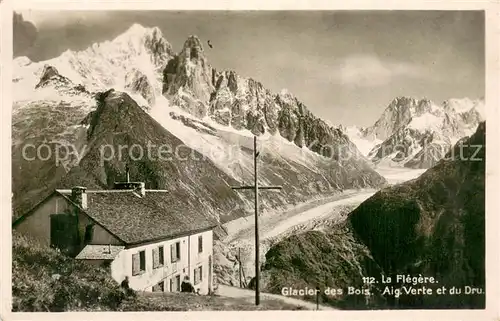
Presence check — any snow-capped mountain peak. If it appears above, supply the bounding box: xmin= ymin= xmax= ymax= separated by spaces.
xmin=13 ymin=24 xmax=175 ymax=105
xmin=356 ymin=96 xmax=485 ymax=169
xmin=444 ymin=98 xmax=485 ymax=119
xmin=279 ymin=88 xmax=292 ymax=97
xmin=344 ymin=125 xmax=382 ymax=157
xmin=182 ymin=35 xmax=205 ymax=51
xmin=12 ymin=24 xmax=388 ymax=224
xmin=276 ymin=88 xmax=296 ymax=106
xmin=115 ymin=23 xmax=151 ymax=40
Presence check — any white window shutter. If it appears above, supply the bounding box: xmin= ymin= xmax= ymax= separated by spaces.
xmin=152 ymin=247 xmax=159 ymax=269
xmin=194 ymin=266 xmax=203 ymax=284
xmin=132 ymin=253 xmax=140 ymax=275
xmin=170 ymin=244 xmax=175 ymax=262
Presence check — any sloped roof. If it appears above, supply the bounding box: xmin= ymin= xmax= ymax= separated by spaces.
xmin=57 ymin=190 xmax=218 ymax=245
xmin=75 ymin=245 xmax=125 ymax=260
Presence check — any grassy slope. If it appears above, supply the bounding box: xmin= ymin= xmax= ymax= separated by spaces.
xmin=12 ymin=231 xmax=302 ymax=311
xmin=260 ymin=224 xmax=386 ymax=309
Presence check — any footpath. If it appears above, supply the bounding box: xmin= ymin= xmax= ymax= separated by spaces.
xmin=216 ymin=284 xmax=336 ymax=311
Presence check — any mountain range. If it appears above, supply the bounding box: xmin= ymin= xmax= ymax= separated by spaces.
xmin=345 ymin=96 xmax=485 ymax=169
xmin=12 ymin=24 xmax=386 ymax=222
xmin=12 ymin=22 xmax=486 ymax=310
xmin=261 ymin=121 xmax=486 ymax=309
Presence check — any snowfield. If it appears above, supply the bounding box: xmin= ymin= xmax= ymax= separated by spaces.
xmin=374 ymin=166 xmax=427 ymax=185
xmin=344 ymin=126 xmax=381 ymax=156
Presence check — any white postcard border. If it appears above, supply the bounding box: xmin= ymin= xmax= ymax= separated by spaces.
xmin=1 ymin=1 xmax=498 ymax=320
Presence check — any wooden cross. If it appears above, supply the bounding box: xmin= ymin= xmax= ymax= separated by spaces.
xmin=231 ymin=135 xmax=282 ymax=306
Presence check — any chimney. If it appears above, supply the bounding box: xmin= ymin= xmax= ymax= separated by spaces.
xmin=113 ymin=181 xmax=145 ymax=197
xmin=71 ymin=186 xmax=87 ymax=209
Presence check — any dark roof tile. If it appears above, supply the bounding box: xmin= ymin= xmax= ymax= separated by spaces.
xmin=60 ymin=190 xmax=218 ymax=244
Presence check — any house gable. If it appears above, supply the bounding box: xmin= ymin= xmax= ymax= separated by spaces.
xmin=13 ymin=192 xmax=124 ymax=256
xmin=13 ymin=193 xmax=74 ymax=248
xmin=56 ymin=192 xmax=126 ymax=245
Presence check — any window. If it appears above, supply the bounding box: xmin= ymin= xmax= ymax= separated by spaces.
xmin=170 ymin=242 xmax=181 ymax=262
xmin=194 ymin=265 xmax=203 ymax=285
xmin=132 ymin=250 xmax=146 ymax=275
xmin=198 ymin=235 xmax=203 ymax=253
xmin=159 ymin=246 xmax=164 ymax=265
xmin=152 ymin=246 xmax=164 ymax=269
xmin=140 ymin=251 xmax=146 ymax=271
xmin=83 ymin=224 xmax=94 ymax=244
xmin=152 ymin=281 xmax=164 ymax=292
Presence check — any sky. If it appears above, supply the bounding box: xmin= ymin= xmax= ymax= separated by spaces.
xmin=15 ymin=10 xmax=485 ymax=127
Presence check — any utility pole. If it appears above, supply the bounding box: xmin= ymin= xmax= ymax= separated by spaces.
xmin=231 ymin=135 xmax=282 ymax=306
xmin=316 ymin=286 xmax=320 ymax=310
xmin=238 ymin=247 xmax=242 ymax=288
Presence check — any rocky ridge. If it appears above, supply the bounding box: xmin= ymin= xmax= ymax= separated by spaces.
xmin=355 ymin=96 xmax=485 ymax=168
xmin=260 ymin=122 xmax=486 ymax=309
xmin=162 ymin=34 xmax=363 ymax=161
xmin=12 ymin=24 xmax=387 ymax=220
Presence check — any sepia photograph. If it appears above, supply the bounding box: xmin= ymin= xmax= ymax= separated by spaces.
xmin=5 ymin=6 xmax=495 ymax=315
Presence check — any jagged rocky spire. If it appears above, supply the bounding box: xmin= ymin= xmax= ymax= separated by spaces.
xmin=162 ymin=35 xmax=215 ymax=113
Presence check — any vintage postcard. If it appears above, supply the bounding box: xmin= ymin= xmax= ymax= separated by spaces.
xmin=1 ymin=0 xmax=499 ymax=320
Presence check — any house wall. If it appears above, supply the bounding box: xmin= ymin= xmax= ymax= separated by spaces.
xmin=82 ymin=259 xmax=109 ymax=267
xmin=110 ymin=229 xmax=213 ymax=294
xmin=188 ymin=229 xmax=213 ymax=295
xmin=77 ymin=213 xmax=122 ymax=245
xmin=14 ymin=195 xmax=73 ymax=246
